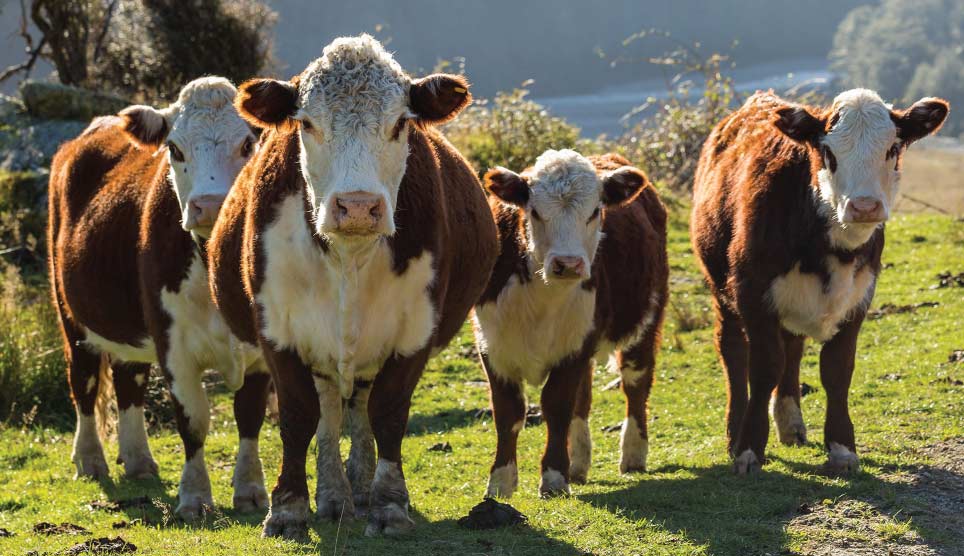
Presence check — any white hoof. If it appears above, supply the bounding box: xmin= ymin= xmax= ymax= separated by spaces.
xmin=538 ymin=467 xmax=570 ymax=498
xmin=619 ymin=417 xmax=649 ymax=474
xmin=771 ymin=396 xmax=807 ymax=446
xmin=262 ymin=497 xmax=310 ymax=541
xmin=826 ymin=442 xmax=859 ymax=474
xmin=733 ymin=449 xmax=761 ymax=476
xmin=486 ymin=462 xmax=518 ymax=499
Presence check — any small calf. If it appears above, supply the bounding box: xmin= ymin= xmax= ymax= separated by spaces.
xmin=474 ymin=150 xmax=668 ymax=497
xmin=691 ymin=89 xmax=949 ymax=474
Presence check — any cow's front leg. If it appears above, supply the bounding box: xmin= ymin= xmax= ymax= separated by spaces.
xmin=772 ymin=331 xmax=807 ymax=446
xmin=365 ymin=350 xmax=430 ymax=536
xmin=732 ymin=309 xmax=785 ymax=475
xmin=820 ymin=313 xmax=864 ymax=474
xmin=113 ymin=361 xmax=159 ymax=479
xmin=346 ymin=379 xmax=375 ymax=516
xmin=232 ymin=368 xmax=270 ymax=512
xmin=166 ymin=359 xmax=213 ymax=520
xmin=314 ymin=375 xmax=354 ymax=521
xmin=260 ymin=346 xmax=319 ymax=542
xmin=481 ymin=354 xmax=526 ymax=498
xmin=540 ymin=358 xmax=584 ymax=497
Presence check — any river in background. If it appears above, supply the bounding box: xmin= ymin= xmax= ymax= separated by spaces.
xmin=536 ymin=57 xmax=833 ymax=138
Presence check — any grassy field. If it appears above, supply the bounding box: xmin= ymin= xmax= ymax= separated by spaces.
xmin=1 ymin=211 xmax=962 ymax=555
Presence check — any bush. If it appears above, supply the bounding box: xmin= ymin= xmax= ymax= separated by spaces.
xmin=444 ymin=86 xmax=592 ymax=175
xmin=831 ymin=0 xmax=964 ymax=136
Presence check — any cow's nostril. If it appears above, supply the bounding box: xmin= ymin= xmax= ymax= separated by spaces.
xmin=370 ymin=205 xmax=380 ymax=218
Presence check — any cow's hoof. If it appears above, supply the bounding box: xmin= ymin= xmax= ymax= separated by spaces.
xmin=569 ymin=468 xmax=588 ymax=484
xmin=826 ymin=443 xmax=859 ymax=475
xmin=365 ymin=502 xmax=415 ymax=537
xmin=262 ymin=513 xmax=309 ymax=542
xmin=233 ymin=483 xmax=269 ymax=513
xmin=619 ymin=447 xmax=648 ymax=475
xmin=352 ymin=491 xmax=370 ymax=518
xmin=176 ymin=491 xmax=215 ymax=522
xmin=538 ymin=468 xmax=571 ymax=498
xmin=772 ymin=396 xmax=807 ymax=446
xmin=74 ymin=453 xmax=110 ymax=480
xmin=733 ymin=449 xmax=761 ymax=476
xmin=316 ymin=495 xmax=354 ymax=522
xmin=486 ymin=463 xmax=518 ymax=499
xmin=123 ymin=456 xmax=159 ymax=480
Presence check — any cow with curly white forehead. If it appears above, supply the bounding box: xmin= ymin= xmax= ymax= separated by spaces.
xmin=208 ymin=34 xmax=498 ymax=540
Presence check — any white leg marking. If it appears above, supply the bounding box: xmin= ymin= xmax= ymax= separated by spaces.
xmin=346 ymin=386 xmax=375 ymax=514
xmin=85 ymin=375 xmax=97 ymax=394
xmin=313 ymin=377 xmax=354 ymax=519
xmin=539 ymin=467 xmax=570 ymax=497
xmin=176 ymin=448 xmax=213 ymax=520
xmin=232 ymin=438 xmax=268 ymax=512
xmin=568 ymin=416 xmax=592 ymax=483
xmin=117 ymin=406 xmax=158 ymax=478
xmin=72 ymin=412 xmax=108 ymax=479
xmin=486 ymin=462 xmax=519 ymax=499
xmin=733 ymin=448 xmax=760 ymax=476
xmin=366 ymin=458 xmax=414 ymax=537
xmin=827 ymin=442 xmax=860 ymax=474
xmin=133 ymin=373 xmax=146 ymax=387
xmin=619 ymin=417 xmax=649 ymax=474
xmin=771 ymin=395 xmax=807 ymax=446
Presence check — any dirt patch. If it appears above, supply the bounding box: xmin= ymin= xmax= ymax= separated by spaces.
xmin=932 ymin=272 xmax=964 ymax=289
xmin=0 ymin=528 xmax=12 ymax=537
xmin=87 ymin=496 xmax=152 ymax=512
xmin=867 ymin=302 xmax=940 ymax=320
xmin=458 ymin=498 xmax=527 ymax=530
xmin=63 ymin=537 xmax=136 ymax=554
xmin=788 ymin=438 xmax=964 ymax=556
xmin=32 ymin=522 xmax=89 ymax=536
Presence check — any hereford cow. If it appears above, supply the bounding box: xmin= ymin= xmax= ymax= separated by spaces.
xmin=48 ymin=77 xmax=270 ymax=519
xmin=475 ymin=150 xmax=668 ymax=497
xmin=207 ymin=35 xmax=497 ymax=539
xmin=691 ymin=89 xmax=949 ymax=474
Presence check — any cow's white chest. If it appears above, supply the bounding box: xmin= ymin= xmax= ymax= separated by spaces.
xmin=474 ymin=272 xmax=595 ymax=385
xmin=161 ymin=256 xmax=258 ymax=390
xmin=256 ymin=195 xmax=437 ymax=387
xmin=767 ymin=256 xmax=876 ymax=342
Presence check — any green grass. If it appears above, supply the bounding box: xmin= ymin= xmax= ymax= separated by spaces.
xmin=1 ymin=213 xmax=962 ymax=555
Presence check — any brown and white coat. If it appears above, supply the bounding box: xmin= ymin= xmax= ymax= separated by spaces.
xmin=690 ymin=89 xmax=949 ymax=474
xmin=207 ymin=35 xmax=498 ymax=540
xmin=48 ymin=77 xmax=269 ymax=519
xmin=475 ymin=150 xmax=668 ymax=497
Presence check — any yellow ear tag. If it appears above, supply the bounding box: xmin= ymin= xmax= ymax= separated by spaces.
xmin=453 ymin=87 xmax=467 ymax=94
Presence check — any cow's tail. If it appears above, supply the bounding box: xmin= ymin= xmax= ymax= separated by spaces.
xmin=94 ymin=353 xmax=116 ymax=441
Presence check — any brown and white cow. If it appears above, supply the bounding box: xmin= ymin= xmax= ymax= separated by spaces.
xmin=475 ymin=150 xmax=668 ymax=497
xmin=691 ymin=89 xmax=949 ymax=474
xmin=48 ymin=77 xmax=271 ymax=518
xmin=207 ymin=35 xmax=498 ymax=540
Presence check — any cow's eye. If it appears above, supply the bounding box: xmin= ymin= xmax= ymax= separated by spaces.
xmin=529 ymin=208 xmax=543 ymax=221
xmin=886 ymin=143 xmax=900 ymax=161
xmin=391 ymin=117 xmax=408 ymax=141
xmin=167 ymin=142 xmax=185 ymax=162
xmin=300 ymin=118 xmax=313 ymax=132
xmin=588 ymin=207 xmax=601 ymax=223
xmin=240 ymin=137 xmax=254 ymax=158
xmin=821 ymin=145 xmax=837 ymax=172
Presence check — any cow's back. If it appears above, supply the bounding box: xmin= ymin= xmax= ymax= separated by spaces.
xmin=49 ymin=124 xmax=161 ymax=342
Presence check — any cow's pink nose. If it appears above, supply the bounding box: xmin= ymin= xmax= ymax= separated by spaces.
xmin=186 ymin=194 xmax=224 ymax=229
xmin=844 ymin=196 xmax=885 ymax=223
xmin=550 ymin=256 xmax=586 ymax=279
xmin=329 ymin=192 xmax=386 ymax=234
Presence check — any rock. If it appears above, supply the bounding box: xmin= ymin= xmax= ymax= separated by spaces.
xmin=0 ymin=117 xmax=86 ymax=172
xmin=19 ymin=81 xmax=129 ymax=122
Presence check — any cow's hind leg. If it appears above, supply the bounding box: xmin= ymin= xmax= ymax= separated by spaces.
xmin=772 ymin=331 xmax=807 ymax=446
xmin=67 ymin=341 xmax=110 ymax=480
xmin=112 ymin=361 xmax=158 ymax=479
xmin=568 ymin=361 xmax=592 ymax=483
xmin=346 ymin=379 xmax=375 ymax=516
xmin=314 ymin=375 xmax=354 ymax=521
xmin=366 ymin=350 xmax=431 ymax=536
xmin=232 ymin=368 xmax=270 ymax=512
xmin=481 ymin=354 xmax=526 ymax=498
xmin=715 ymin=300 xmax=749 ymax=457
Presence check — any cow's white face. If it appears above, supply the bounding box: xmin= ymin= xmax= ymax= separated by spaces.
xmin=485 ymin=150 xmax=647 ymax=284
xmin=236 ymin=34 xmax=472 ymax=246
xmin=120 ymin=77 xmax=256 ymax=238
xmin=775 ymin=88 xmax=949 ymax=249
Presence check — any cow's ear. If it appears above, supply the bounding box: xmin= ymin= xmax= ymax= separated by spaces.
xmin=892 ymin=98 xmax=950 ymax=144
xmin=774 ymin=106 xmax=825 ymax=145
xmin=237 ymin=78 xmax=298 ymax=128
xmin=119 ymin=105 xmax=172 ymax=148
xmin=484 ymin=167 xmax=529 ymax=207
xmin=410 ymin=73 xmax=472 ymax=126
xmin=601 ymin=165 xmax=649 ymax=206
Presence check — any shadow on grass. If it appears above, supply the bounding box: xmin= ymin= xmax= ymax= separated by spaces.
xmin=578 ymin=455 xmax=964 ymax=556
xmin=406 ymin=407 xmax=482 ymax=437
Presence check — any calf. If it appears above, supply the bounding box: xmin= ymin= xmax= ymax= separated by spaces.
xmin=691 ymin=89 xmax=949 ymax=474
xmin=48 ymin=77 xmax=270 ymax=518
xmin=207 ymin=35 xmax=497 ymax=539
xmin=475 ymin=150 xmax=668 ymax=498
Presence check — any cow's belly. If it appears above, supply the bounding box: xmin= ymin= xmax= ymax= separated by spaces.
xmin=83 ymin=330 xmax=156 ymax=363
xmin=474 ymin=275 xmax=595 ymax=385
xmin=161 ymin=257 xmax=260 ymax=389
xmin=767 ymin=257 xmax=876 ymax=342
xmin=256 ymin=195 xmax=437 ymax=384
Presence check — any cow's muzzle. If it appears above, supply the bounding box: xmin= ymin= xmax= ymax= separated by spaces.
xmin=547 ymin=255 xmax=588 ymax=280
xmin=327 ymin=191 xmax=389 ymax=236
xmin=184 ymin=194 xmax=225 ymax=233
xmin=843 ymin=196 xmax=885 ymax=224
